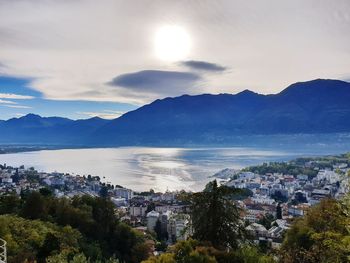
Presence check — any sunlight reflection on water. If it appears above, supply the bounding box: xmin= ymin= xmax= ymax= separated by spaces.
xmin=0 ymin=146 xmax=348 ymax=191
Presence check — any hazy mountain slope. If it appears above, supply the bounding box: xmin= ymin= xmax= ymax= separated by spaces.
xmin=1 ymin=79 xmax=350 ymax=146
xmin=0 ymin=115 xmax=108 ymax=144
xmin=93 ymin=79 xmax=350 ymax=144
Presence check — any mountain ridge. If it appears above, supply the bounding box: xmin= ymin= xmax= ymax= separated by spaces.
xmin=1 ymin=79 xmax=350 ymax=146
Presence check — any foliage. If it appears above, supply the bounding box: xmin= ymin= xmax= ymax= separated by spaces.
xmin=154 ymin=219 xmax=163 ymax=240
xmin=281 ymin=198 xmax=350 ymax=262
xmin=244 ymin=161 xmax=318 ymax=178
xmin=0 ymin=193 xmax=21 ymax=214
xmin=257 ymin=213 xmax=275 ymax=230
xmin=186 ymin=180 xmax=246 ymax=249
xmin=270 ymin=191 xmax=288 ymax=203
xmin=0 ymin=215 xmax=82 ymax=263
xmin=229 ymin=188 xmax=253 ymax=200
xmin=142 ymin=239 xmax=275 ymax=263
xmin=276 ymin=203 xmax=282 ymax=219
xmin=0 ymin=191 xmax=150 ymax=262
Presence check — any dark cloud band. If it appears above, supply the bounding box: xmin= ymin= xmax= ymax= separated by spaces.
xmin=108 ymin=70 xmax=200 ymax=94
xmin=181 ymin=60 xmax=227 ymax=72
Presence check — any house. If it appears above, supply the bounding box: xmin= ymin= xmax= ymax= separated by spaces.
xmin=246 ymin=223 xmax=268 ymax=238
xmin=146 ymin=210 xmax=160 ymax=232
xmin=129 ymin=205 xmax=147 ymax=217
xmin=114 ymin=187 xmax=133 ymax=201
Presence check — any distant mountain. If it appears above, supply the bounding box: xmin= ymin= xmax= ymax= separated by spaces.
xmin=93 ymin=79 xmax=350 ymax=145
xmin=0 ymin=114 xmax=108 ymax=145
xmin=1 ymin=79 xmax=350 ymax=146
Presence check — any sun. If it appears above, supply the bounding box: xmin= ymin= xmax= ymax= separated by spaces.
xmin=154 ymin=25 xmax=191 ymax=61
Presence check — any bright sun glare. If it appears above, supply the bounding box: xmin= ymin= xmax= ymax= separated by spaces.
xmin=154 ymin=25 xmax=191 ymax=61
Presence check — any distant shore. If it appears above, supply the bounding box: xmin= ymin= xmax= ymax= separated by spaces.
xmin=0 ymin=145 xmax=93 ymax=154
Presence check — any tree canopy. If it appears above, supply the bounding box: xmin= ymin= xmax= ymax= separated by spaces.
xmin=185 ymin=180 xmax=246 ymax=249
xmin=281 ymin=198 xmax=350 ymax=262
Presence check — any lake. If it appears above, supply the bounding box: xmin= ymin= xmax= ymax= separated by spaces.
xmin=0 ymin=145 xmax=349 ymax=191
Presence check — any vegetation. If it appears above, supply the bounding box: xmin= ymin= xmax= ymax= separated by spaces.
xmin=245 ymin=152 xmax=350 ymax=179
xmin=142 ymin=239 xmax=275 ymax=263
xmin=281 ymin=198 xmax=350 ymax=262
xmin=0 ymin=214 xmax=82 ymax=262
xmin=185 ymin=180 xmax=246 ymax=249
xmin=1 ymin=151 xmax=350 ymax=262
xmin=0 ymin=191 xmax=151 ymax=263
xmin=244 ymin=162 xmax=318 ymax=178
xmin=145 ymin=176 xmax=350 ymax=263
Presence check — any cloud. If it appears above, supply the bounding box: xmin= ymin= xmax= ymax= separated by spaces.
xmin=0 ymin=93 xmax=34 ymax=99
xmin=108 ymin=70 xmax=201 ymax=95
xmin=77 ymin=110 xmax=125 ymax=119
xmin=1 ymin=104 xmax=32 ymax=109
xmin=0 ymin=99 xmax=17 ymax=104
xmin=181 ymin=60 xmax=227 ymax=72
xmin=0 ymin=94 xmax=33 ymax=109
xmin=1 ymin=0 xmax=350 ymax=106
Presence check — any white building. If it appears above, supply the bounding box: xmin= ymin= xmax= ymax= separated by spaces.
xmin=146 ymin=210 xmax=160 ymax=232
xmin=129 ymin=205 xmax=147 ymax=217
xmin=114 ymin=187 xmax=133 ymax=200
xmin=317 ymin=170 xmax=340 ymax=184
xmin=168 ymin=214 xmax=190 ymax=242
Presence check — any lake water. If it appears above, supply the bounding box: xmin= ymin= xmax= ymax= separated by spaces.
xmin=0 ymin=145 xmax=349 ymax=191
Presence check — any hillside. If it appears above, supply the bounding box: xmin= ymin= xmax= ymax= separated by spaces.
xmin=1 ymin=79 xmax=350 ymax=146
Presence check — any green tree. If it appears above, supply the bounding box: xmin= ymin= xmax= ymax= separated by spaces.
xmin=146 ymin=202 xmax=156 ymax=214
xmin=37 ymin=232 xmax=61 ymax=261
xmin=154 ymin=219 xmax=163 ymax=240
xmin=282 ymin=198 xmax=350 ymax=262
xmin=0 ymin=194 xmax=21 ymax=214
xmin=142 ymin=240 xmax=275 ymax=263
xmin=99 ymin=186 xmax=109 ymax=198
xmin=142 ymin=253 xmax=176 ymax=263
xmin=39 ymin=187 xmax=53 ymax=197
xmin=0 ymin=215 xmax=82 ymax=263
xmin=257 ymin=214 xmax=275 ymax=229
xmin=186 ymin=180 xmax=246 ymax=249
xmin=21 ymin=191 xmax=47 ymax=219
xmin=46 ymin=252 xmax=90 ymax=263
xmin=276 ymin=203 xmax=282 ymax=219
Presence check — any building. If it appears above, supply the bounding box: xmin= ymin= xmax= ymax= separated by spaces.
xmin=146 ymin=210 xmax=160 ymax=232
xmin=129 ymin=205 xmax=147 ymax=217
xmin=168 ymin=213 xmax=190 ymax=242
xmin=114 ymin=187 xmax=133 ymax=201
xmin=246 ymin=223 xmax=268 ymax=238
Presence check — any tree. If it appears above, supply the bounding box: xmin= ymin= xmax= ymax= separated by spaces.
xmin=21 ymin=191 xmax=47 ymax=219
xmin=39 ymin=187 xmax=53 ymax=197
xmin=154 ymin=219 xmax=163 ymax=240
xmin=0 ymin=214 xmax=82 ymax=263
xmin=257 ymin=214 xmax=275 ymax=230
xmin=186 ymin=180 xmax=246 ymax=249
xmin=142 ymin=239 xmax=275 ymax=263
xmin=276 ymin=203 xmax=282 ymax=219
xmin=142 ymin=253 xmax=176 ymax=263
xmin=281 ymin=198 xmax=350 ymax=262
xmin=172 ymin=239 xmax=217 ymax=263
xmin=99 ymin=186 xmax=109 ymax=198
xmin=0 ymin=194 xmax=21 ymax=214
xmin=294 ymin=192 xmax=307 ymax=204
xmin=46 ymin=252 xmax=90 ymax=263
xmin=271 ymin=191 xmax=288 ymax=203
xmin=37 ymin=232 xmax=61 ymax=261
xmin=146 ymin=202 xmax=156 ymax=214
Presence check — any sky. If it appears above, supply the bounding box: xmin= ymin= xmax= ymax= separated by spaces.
xmin=0 ymin=0 xmax=350 ymax=120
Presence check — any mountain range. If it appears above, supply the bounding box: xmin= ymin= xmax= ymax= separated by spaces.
xmin=1 ymin=79 xmax=350 ymax=146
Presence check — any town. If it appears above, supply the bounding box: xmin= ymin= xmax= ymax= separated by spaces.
xmin=1 ymin=153 xmax=349 ymax=252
